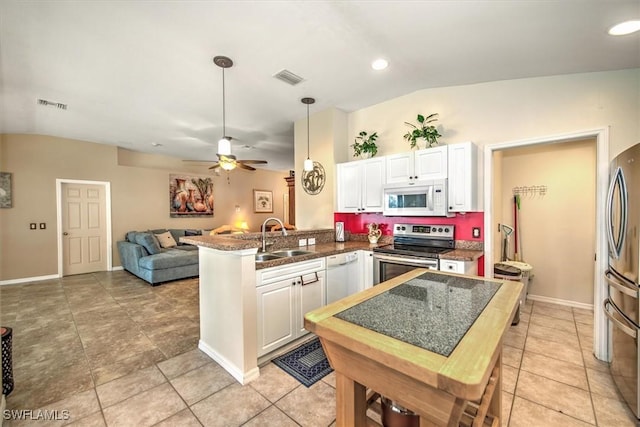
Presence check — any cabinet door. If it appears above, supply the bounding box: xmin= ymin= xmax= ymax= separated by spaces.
xmin=448 ymin=142 xmax=478 ymax=212
xmin=336 ymin=162 xmax=362 ymax=212
xmin=361 ymin=158 xmax=386 ymax=212
xmin=256 ymin=279 xmax=295 ymax=357
xmin=414 ymin=146 xmax=448 ymax=180
xmin=385 ymin=152 xmax=414 ymax=184
xmin=297 ymin=271 xmax=325 ymax=336
xmin=361 ymin=251 xmax=374 ymax=290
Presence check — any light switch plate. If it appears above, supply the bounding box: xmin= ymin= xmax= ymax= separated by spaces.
xmin=299 ymin=239 xmax=307 ymax=247
xmin=308 ymin=238 xmax=316 ymax=245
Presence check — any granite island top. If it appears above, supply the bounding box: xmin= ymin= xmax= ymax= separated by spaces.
xmin=335 ymin=271 xmax=500 ymax=356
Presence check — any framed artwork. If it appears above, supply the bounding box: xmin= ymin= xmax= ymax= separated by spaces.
xmin=254 ymin=190 xmax=273 ymax=213
xmin=0 ymin=172 xmax=12 ymax=208
xmin=170 ymin=174 xmax=214 ymax=217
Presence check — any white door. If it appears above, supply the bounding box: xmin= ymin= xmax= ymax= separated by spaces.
xmin=61 ymin=183 xmax=108 ymax=275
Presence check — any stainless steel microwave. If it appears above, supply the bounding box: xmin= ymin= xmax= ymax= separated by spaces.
xmin=382 ymin=179 xmax=450 ymax=216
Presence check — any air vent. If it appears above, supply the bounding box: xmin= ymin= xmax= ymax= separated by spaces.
xmin=273 ymin=69 xmax=304 ymax=86
xmin=37 ymin=99 xmax=68 ymax=110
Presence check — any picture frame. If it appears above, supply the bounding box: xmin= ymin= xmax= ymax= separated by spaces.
xmin=170 ymin=174 xmax=214 ymax=217
xmin=253 ymin=189 xmax=273 ymax=213
xmin=0 ymin=172 xmax=12 ymax=208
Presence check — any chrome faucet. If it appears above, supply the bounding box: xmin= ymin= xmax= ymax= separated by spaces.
xmin=261 ymin=217 xmax=288 ymax=252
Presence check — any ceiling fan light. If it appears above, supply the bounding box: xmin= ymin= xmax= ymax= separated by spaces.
xmin=220 ymin=158 xmax=236 ymax=171
xmin=303 ymin=158 xmax=314 ymax=171
xmin=218 ymin=137 xmax=231 ymax=155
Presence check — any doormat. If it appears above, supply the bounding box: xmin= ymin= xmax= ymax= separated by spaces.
xmin=272 ymin=337 xmax=333 ymax=387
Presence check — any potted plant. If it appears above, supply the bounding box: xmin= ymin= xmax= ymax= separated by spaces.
xmin=351 ymin=131 xmax=379 ymax=158
xmin=403 ymin=113 xmax=442 ymax=149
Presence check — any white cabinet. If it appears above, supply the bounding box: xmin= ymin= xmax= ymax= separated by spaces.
xmin=361 ymin=250 xmax=374 ymax=290
xmin=385 ymin=146 xmax=447 ymax=185
xmin=447 ymin=142 xmax=481 ymax=213
xmin=439 ymin=259 xmax=478 ymax=276
xmin=256 ymin=258 xmax=325 ymax=357
xmin=336 ymin=157 xmax=386 ymax=213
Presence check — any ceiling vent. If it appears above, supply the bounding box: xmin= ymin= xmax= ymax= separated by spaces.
xmin=37 ymin=98 xmax=68 ymax=110
xmin=273 ymin=69 xmax=304 ymax=86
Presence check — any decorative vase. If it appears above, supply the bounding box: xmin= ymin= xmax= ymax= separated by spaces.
xmin=173 ymin=178 xmax=188 ymax=212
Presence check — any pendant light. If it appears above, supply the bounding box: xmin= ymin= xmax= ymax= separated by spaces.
xmin=214 ymin=56 xmax=233 ymax=157
xmin=301 ymin=97 xmax=315 ymax=172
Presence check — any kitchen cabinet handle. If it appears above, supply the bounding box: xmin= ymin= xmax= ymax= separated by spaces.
xmin=604 ymin=299 xmax=637 ymax=338
xmin=605 ymin=269 xmax=638 ymax=298
xmin=300 ymin=272 xmax=319 ymax=286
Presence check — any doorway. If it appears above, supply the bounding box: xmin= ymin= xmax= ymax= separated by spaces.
xmin=56 ymin=179 xmax=112 ymax=276
xmin=483 ymin=128 xmax=609 ymax=361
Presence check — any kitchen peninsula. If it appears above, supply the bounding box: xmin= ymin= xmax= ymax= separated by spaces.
xmin=304 ymin=269 xmax=521 ymax=426
xmin=181 ymin=228 xmax=385 ymax=384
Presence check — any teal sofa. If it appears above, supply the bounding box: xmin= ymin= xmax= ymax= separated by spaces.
xmin=117 ymin=229 xmax=201 ymax=285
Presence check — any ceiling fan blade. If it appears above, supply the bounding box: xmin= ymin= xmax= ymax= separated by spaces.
xmin=237 ymin=163 xmax=256 ymax=171
xmin=239 ymin=160 xmax=268 ymax=164
xmin=208 ymin=163 xmax=221 ymax=170
xmin=183 ymin=160 xmax=217 ymax=163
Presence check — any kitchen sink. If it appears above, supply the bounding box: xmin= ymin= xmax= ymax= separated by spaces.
xmin=255 ymin=253 xmax=283 ymax=262
xmin=270 ymin=249 xmax=314 ymax=257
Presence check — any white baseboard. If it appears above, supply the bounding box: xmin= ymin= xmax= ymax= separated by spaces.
xmin=198 ymin=340 xmax=260 ymax=385
xmin=0 ymin=274 xmax=59 ymax=286
xmin=0 ymin=267 xmax=124 ymax=286
xmin=527 ymin=294 xmax=593 ymax=311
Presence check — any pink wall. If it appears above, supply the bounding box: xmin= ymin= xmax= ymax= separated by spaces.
xmin=334 ymin=212 xmax=485 ymax=275
xmin=334 ymin=212 xmax=484 ymax=240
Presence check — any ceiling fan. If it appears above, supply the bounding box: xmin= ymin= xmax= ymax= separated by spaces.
xmin=186 ymin=55 xmax=267 ymax=172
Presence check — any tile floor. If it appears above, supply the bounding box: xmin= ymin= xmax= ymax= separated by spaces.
xmin=0 ymin=271 xmax=637 ymax=426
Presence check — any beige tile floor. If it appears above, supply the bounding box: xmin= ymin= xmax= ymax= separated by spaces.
xmin=0 ymin=271 xmax=637 ymax=426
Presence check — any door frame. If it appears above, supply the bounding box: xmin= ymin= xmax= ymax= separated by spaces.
xmin=56 ymin=179 xmax=113 ymax=277
xmin=483 ymin=127 xmax=609 ymax=361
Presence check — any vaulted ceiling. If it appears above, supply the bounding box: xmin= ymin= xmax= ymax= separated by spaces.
xmin=1 ymin=1 xmax=639 ymax=171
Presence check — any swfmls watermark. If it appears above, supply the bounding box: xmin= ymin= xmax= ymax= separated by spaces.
xmin=2 ymin=409 xmax=70 ymax=421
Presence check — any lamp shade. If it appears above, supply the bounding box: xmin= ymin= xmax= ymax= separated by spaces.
xmin=218 ymin=138 xmax=231 ymax=155
xmin=303 ymin=158 xmax=314 ymax=172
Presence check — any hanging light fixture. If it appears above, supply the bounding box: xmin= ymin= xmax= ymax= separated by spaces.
xmin=302 ymin=97 xmax=315 ymax=172
xmin=214 ymin=56 xmax=233 ymax=157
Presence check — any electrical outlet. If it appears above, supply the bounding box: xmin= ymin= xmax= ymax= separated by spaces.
xmin=298 ymin=239 xmax=307 ymax=247
xmin=30 ymin=223 xmax=37 ymax=230
xmin=472 ymin=227 xmax=481 ymax=238
xmin=308 ymin=238 xmax=316 ymax=245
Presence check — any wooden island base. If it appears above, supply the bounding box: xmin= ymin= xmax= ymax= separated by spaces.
xmin=324 ymin=338 xmax=502 ymax=427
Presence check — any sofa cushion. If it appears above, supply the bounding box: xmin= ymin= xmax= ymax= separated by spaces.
xmin=184 ymin=229 xmax=201 ymax=236
xmin=135 ymin=233 xmax=163 ymax=255
xmin=173 ymin=245 xmax=198 ymax=252
xmin=126 ymin=231 xmax=140 ymax=243
xmin=155 ymin=231 xmax=177 ymax=248
xmin=138 ymin=250 xmax=198 ymax=270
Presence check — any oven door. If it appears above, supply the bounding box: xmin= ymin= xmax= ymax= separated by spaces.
xmin=373 ymin=253 xmax=438 ymax=285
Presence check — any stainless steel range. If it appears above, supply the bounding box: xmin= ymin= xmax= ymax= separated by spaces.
xmin=373 ymin=223 xmax=455 ymax=285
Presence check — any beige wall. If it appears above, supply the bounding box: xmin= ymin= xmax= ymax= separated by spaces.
xmin=500 ymin=139 xmax=596 ymax=304
xmin=294 ymin=108 xmax=347 ymax=229
xmin=0 ymin=134 xmax=288 ymax=281
xmin=347 ymin=69 xmax=639 ymax=160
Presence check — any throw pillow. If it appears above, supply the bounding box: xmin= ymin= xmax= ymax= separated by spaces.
xmin=135 ymin=233 xmax=163 ymax=255
xmin=155 ymin=231 xmax=177 ymax=248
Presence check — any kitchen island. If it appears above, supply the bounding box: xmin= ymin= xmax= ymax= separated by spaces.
xmin=304 ymin=269 xmax=521 ymax=427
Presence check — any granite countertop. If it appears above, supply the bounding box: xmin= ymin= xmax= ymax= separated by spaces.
xmin=181 ymin=231 xmax=482 ymax=268
xmin=335 ymin=271 xmax=500 ymax=356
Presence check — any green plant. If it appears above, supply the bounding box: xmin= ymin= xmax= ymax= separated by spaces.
xmin=403 ymin=113 xmax=442 ymax=148
xmin=351 ymin=131 xmax=379 ymax=157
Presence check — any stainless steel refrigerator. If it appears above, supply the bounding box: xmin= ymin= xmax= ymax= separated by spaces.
xmin=605 ymin=142 xmax=640 ymax=418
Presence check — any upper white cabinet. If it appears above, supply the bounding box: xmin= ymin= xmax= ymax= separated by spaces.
xmin=447 ymin=141 xmax=481 ymax=213
xmin=336 ymin=157 xmax=386 ymax=213
xmin=386 ymin=146 xmax=448 ymax=184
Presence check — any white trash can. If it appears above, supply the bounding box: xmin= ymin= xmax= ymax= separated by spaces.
xmin=494 ymin=261 xmax=533 ymax=325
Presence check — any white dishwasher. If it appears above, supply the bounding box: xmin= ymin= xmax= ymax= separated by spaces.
xmin=326 ymin=251 xmax=360 ymax=304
